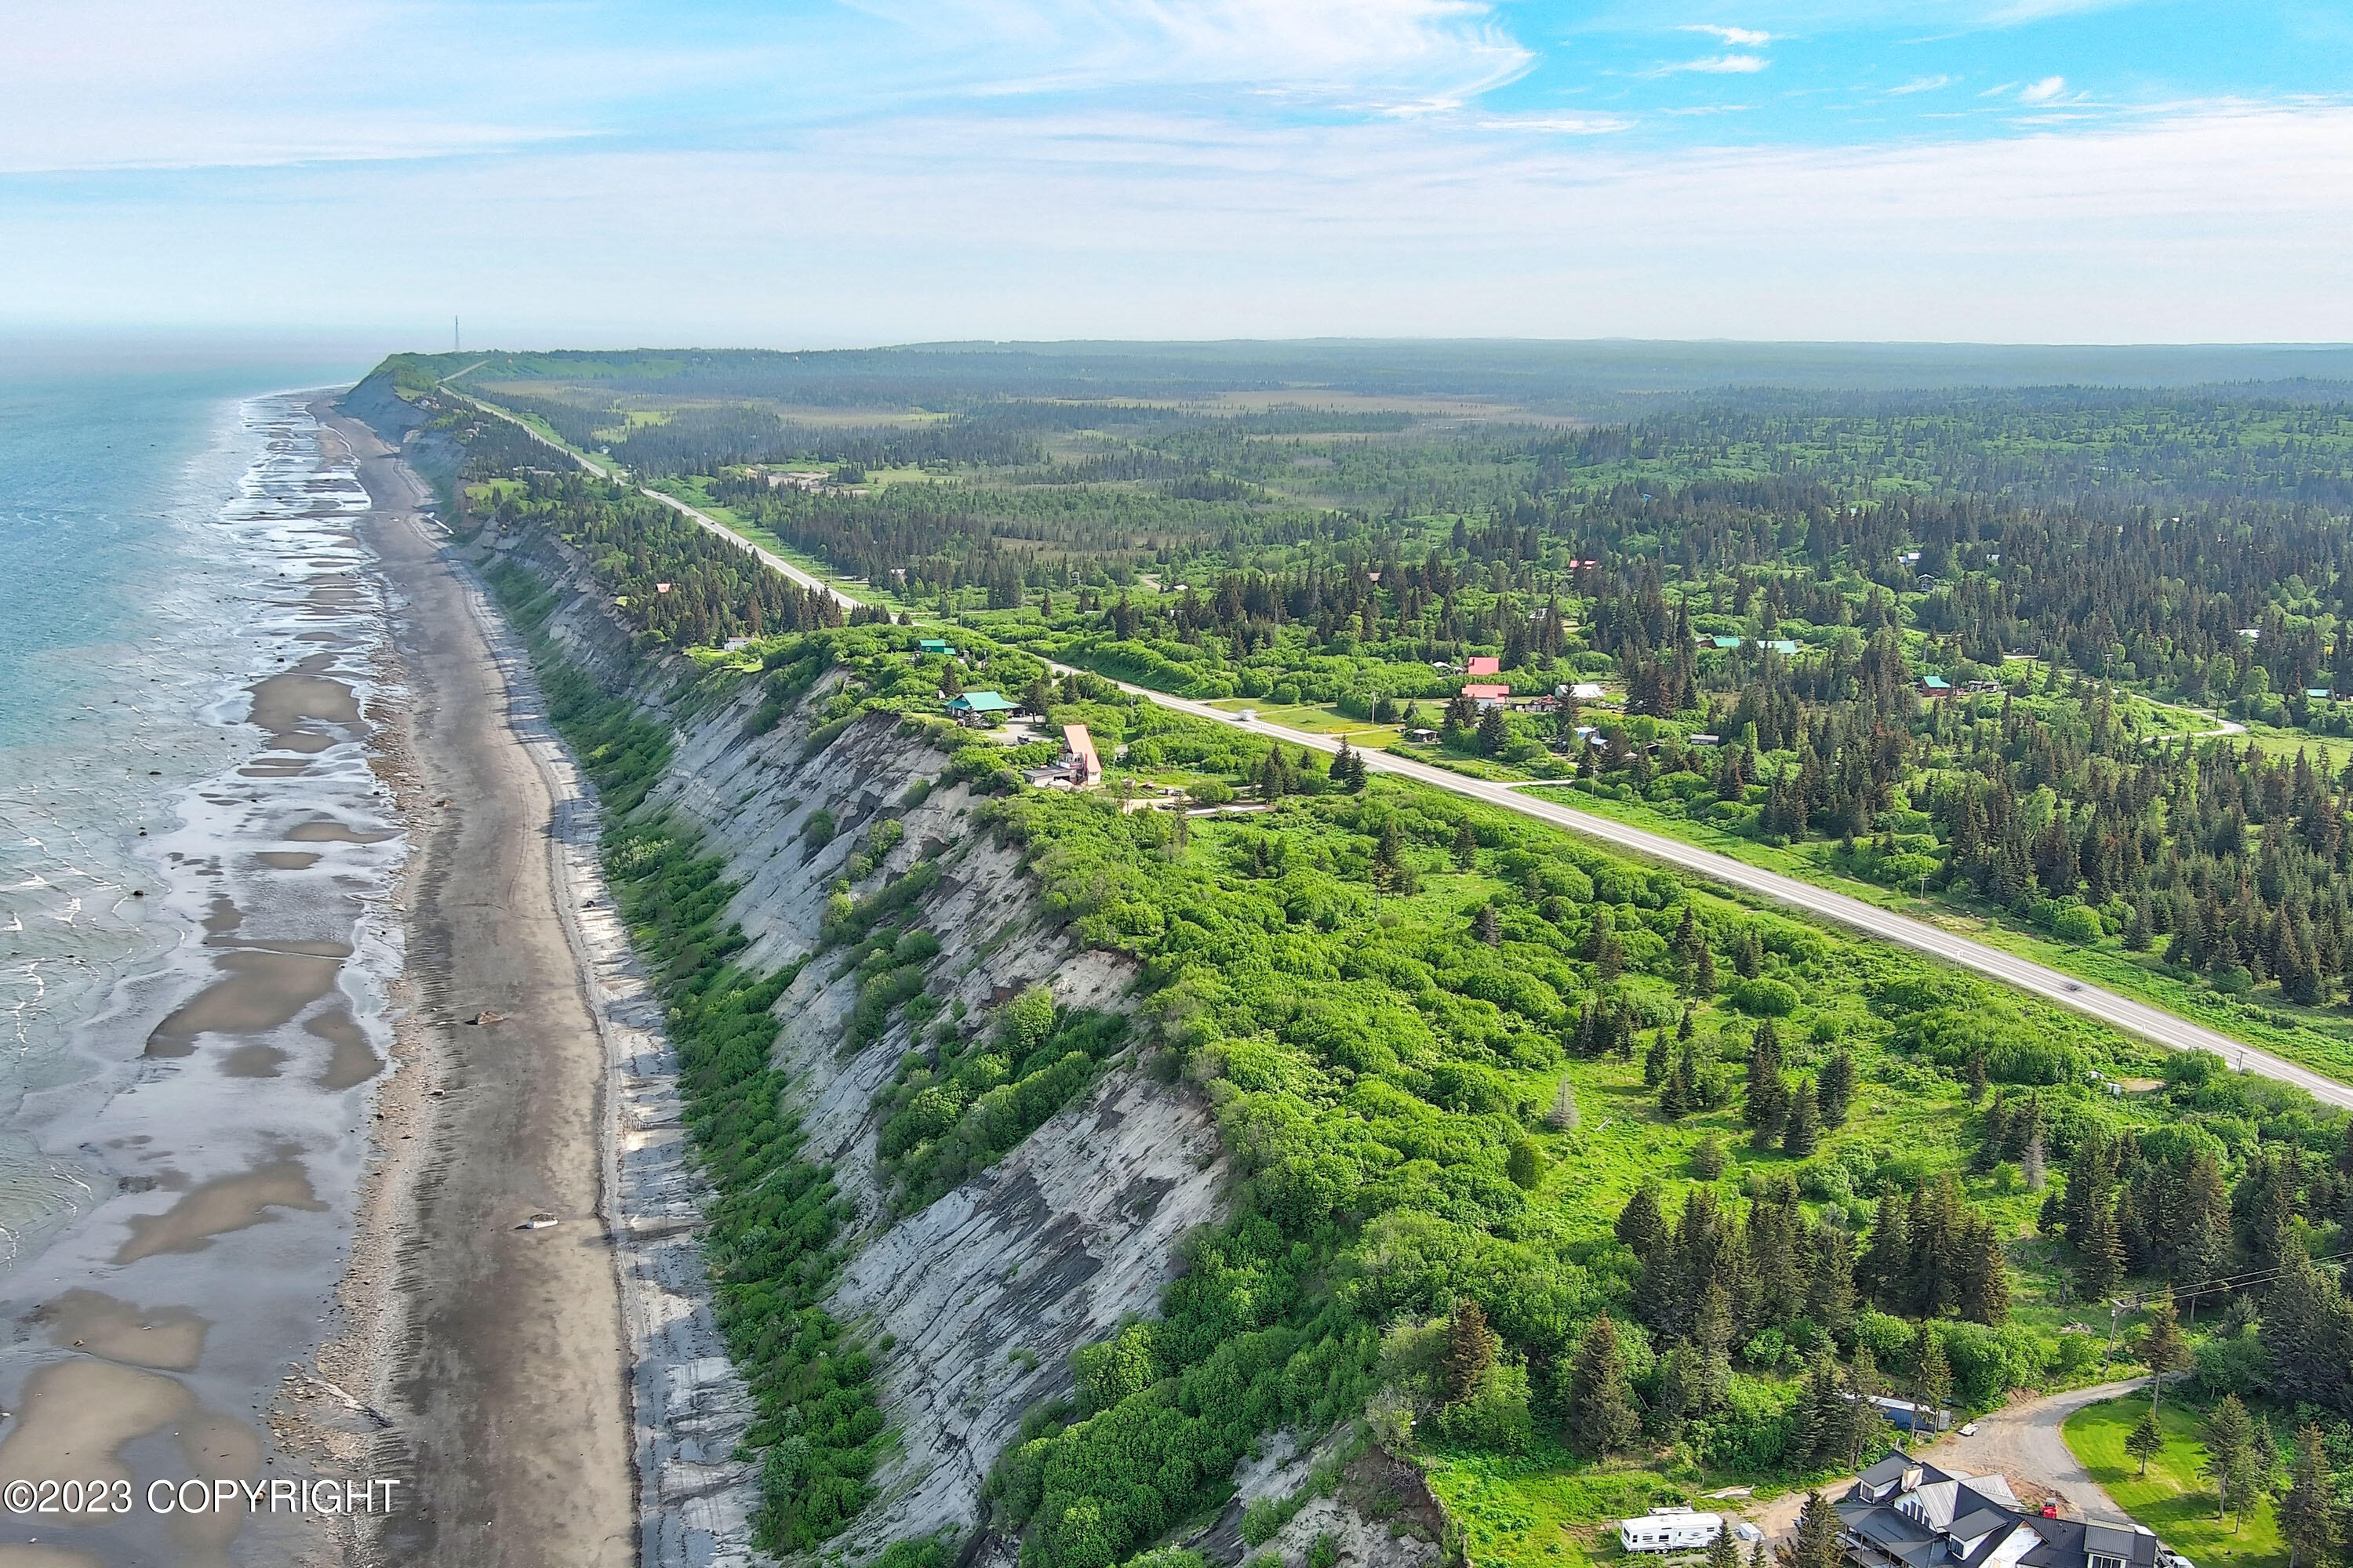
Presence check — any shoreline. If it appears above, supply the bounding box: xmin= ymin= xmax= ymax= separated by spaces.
xmin=432 ymin=495 xmax=766 ymax=1567
xmin=310 ymin=406 xmax=636 ymax=1566
xmin=0 ymin=391 xmax=414 ymax=1566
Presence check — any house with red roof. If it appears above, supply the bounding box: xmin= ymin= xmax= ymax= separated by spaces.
xmin=1061 ymin=723 xmax=1104 ymax=789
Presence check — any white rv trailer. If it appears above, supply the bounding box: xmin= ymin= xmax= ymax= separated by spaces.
xmin=1619 ymin=1507 xmax=1726 ymax=1554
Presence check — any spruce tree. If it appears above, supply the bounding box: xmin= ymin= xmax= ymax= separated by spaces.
xmin=1546 ymin=1077 xmax=1579 ymax=1132
xmin=1745 ymin=1024 xmax=1789 ymax=1147
xmin=1818 ymin=1049 xmax=1856 ymax=1128
xmin=1442 ymin=1298 xmax=1497 ymax=1404
xmin=1645 ymin=1031 xmax=1672 ymax=1088
xmin=1862 ymin=1191 xmax=1911 ymax=1309
xmin=1565 ymin=1314 xmax=1641 ymax=1457
xmin=2076 ymin=1195 xmax=2126 ymax=1301
xmin=1706 ymin=1518 xmax=1743 ymax=1568
xmin=1959 ymin=1217 xmax=2011 ymax=1326
xmin=1695 ymin=942 xmax=1718 ymax=998
xmin=1788 ymin=1493 xmax=1842 ymax=1568
xmin=1783 ymin=1078 xmax=1821 ymax=1158
xmin=1965 ymin=1052 xmax=1989 ymax=1104
xmin=1806 ymin=1221 xmax=1857 ymax=1339
xmin=2126 ymin=1405 xmax=2166 ymax=1478
xmin=2281 ymin=1425 xmax=2335 ymax=1568
xmin=1453 ymin=820 xmax=1478 ymax=869
xmin=1661 ymin=1047 xmax=1697 ymax=1119
xmin=1693 ymin=1282 xmax=1736 ymax=1413
xmin=2201 ymin=1395 xmax=2258 ymax=1525
xmin=2141 ymin=1289 xmax=2191 ymax=1413
xmin=1914 ymin=1321 xmax=1952 ymax=1415
xmin=1373 ymin=817 xmax=1403 ymax=889
xmin=2259 ymin=1247 xmax=2353 ymax=1413
xmin=1616 ymin=1181 xmax=1667 ymax=1260
xmin=1477 ymin=704 xmax=1509 ymax=756
xmin=1789 ymin=1353 xmax=1837 ymax=1468
xmin=1477 ymin=904 xmax=1502 ymax=947
xmin=1735 ymin=927 xmax=1763 ymax=980
xmin=1845 ymin=1353 xmax=1893 ymax=1468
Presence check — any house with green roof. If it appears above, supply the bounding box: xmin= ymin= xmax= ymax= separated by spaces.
xmin=947 ymin=690 xmax=1020 ymax=726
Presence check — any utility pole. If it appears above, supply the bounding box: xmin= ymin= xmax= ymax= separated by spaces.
xmin=2105 ymin=1293 xmax=2140 ymax=1370
xmin=454 ymin=315 xmax=460 ymax=352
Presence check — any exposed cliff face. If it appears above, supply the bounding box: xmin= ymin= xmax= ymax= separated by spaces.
xmin=340 ymin=372 xmax=464 ymax=511
xmin=497 ymin=536 xmax=1231 ymax=1563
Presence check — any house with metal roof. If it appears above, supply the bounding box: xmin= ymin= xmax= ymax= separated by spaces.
xmin=1837 ymin=1450 xmax=2165 ymax=1568
xmin=1466 ymin=656 xmax=1502 ymax=676
xmin=919 ymin=637 xmax=955 ymax=656
xmin=947 ymin=690 xmax=1020 ymax=725
xmin=1061 ymin=724 xmax=1104 ymax=789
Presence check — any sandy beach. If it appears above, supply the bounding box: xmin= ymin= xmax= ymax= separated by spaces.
xmin=310 ymin=407 xmax=634 ymax=1567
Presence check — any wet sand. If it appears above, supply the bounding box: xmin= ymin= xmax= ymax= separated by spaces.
xmin=317 ymin=409 xmax=635 ymax=1566
xmin=0 ymin=395 xmax=410 ymax=1566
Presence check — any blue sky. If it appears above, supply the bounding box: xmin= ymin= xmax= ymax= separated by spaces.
xmin=3 ymin=0 xmax=2349 ymax=346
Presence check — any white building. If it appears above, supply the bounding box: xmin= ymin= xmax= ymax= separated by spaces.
xmin=1620 ymin=1508 xmax=1727 ymax=1554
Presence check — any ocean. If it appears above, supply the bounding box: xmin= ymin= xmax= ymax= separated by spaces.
xmin=0 ymin=344 xmax=406 ymax=1560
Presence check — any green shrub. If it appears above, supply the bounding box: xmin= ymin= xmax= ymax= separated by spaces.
xmin=1433 ymin=1359 xmax=1533 ymax=1452
xmin=2052 ymin=904 xmax=2104 ymax=945
xmin=1731 ymin=977 xmax=1798 ymax=1016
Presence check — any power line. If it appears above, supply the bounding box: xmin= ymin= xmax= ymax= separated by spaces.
xmin=2155 ymin=1246 xmax=2353 ymax=1304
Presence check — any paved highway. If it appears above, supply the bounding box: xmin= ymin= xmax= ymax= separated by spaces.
xmin=450 ymin=391 xmax=2353 ymax=1110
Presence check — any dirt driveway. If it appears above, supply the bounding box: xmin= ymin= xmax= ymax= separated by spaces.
xmin=1742 ymin=1378 xmax=2151 ymax=1542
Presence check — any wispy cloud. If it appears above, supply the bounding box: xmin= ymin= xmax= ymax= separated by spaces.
xmin=2019 ymin=75 xmax=2068 ymax=103
xmin=1659 ymin=53 xmax=1770 ymax=75
xmin=1681 ymin=24 xmax=1773 ymax=46
xmin=1475 ymin=113 xmax=1635 ymax=133
xmin=1888 ymin=75 xmax=1959 ymax=95
xmin=849 ymin=0 xmax=1537 ymax=110
xmin=20 ymin=97 xmax=2340 ymax=342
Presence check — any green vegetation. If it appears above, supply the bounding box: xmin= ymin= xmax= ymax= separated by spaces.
xmin=2068 ymin=1395 xmax=2288 ymax=1568
xmin=372 ymin=348 xmax=2353 ymax=1568
xmin=875 ymin=983 xmax=1131 ymax=1214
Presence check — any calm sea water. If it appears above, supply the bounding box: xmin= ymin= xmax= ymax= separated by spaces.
xmin=0 ymin=344 xmax=375 ymax=1261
